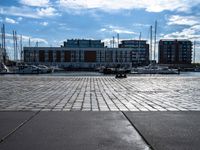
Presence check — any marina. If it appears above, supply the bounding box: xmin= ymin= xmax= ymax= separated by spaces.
xmin=1 ymin=1 xmax=200 ymax=150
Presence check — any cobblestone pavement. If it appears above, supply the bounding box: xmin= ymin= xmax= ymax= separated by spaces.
xmin=0 ymin=75 xmax=200 ymax=111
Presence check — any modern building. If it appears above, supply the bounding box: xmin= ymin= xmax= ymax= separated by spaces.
xmin=24 ymin=40 xmax=134 ymax=69
xmin=63 ymin=39 xmax=104 ymax=48
xmin=158 ymin=39 xmax=192 ymax=64
xmin=119 ymin=40 xmax=149 ymax=66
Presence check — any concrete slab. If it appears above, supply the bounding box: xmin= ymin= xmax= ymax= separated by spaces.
xmin=0 ymin=111 xmax=35 ymax=140
xmin=124 ymin=111 xmax=200 ymax=150
xmin=0 ymin=112 xmax=150 ymax=150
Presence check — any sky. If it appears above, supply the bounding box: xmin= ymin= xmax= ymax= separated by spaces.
xmin=0 ymin=0 xmax=200 ymax=62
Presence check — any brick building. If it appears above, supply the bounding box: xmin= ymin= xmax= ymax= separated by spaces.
xmin=158 ymin=39 xmax=192 ymax=64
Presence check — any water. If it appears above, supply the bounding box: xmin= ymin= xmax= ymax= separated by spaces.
xmin=42 ymin=71 xmax=200 ymax=77
xmin=179 ymin=72 xmax=200 ymax=77
xmin=2 ymin=71 xmax=200 ymax=77
xmin=42 ymin=71 xmax=104 ymax=76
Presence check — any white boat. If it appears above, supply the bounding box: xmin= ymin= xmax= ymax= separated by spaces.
xmin=0 ymin=63 xmax=9 ymax=73
xmin=37 ymin=65 xmax=53 ymax=73
xmin=132 ymin=64 xmax=179 ymax=74
xmin=194 ymin=68 xmax=200 ymax=72
xmin=50 ymin=66 xmax=64 ymax=72
xmin=96 ymin=66 xmax=105 ymax=73
xmin=15 ymin=65 xmax=42 ymax=74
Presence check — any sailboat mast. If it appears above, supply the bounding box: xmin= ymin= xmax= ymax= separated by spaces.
xmin=15 ymin=31 xmax=18 ymax=60
xmin=117 ymin=33 xmax=119 ymax=48
xmin=138 ymin=32 xmax=141 ymax=65
xmin=3 ymin=24 xmax=5 ymax=50
xmin=29 ymin=38 xmax=31 ymax=47
xmin=20 ymin=34 xmax=23 ymax=61
xmin=1 ymin=24 xmax=6 ymax=63
xmin=1 ymin=24 xmax=6 ymax=50
xmin=1 ymin=26 xmax=3 ymax=49
xmin=193 ymin=41 xmax=196 ymax=64
xmin=154 ymin=20 xmax=157 ymax=61
xmin=150 ymin=25 xmax=152 ymax=61
xmin=13 ymin=30 xmax=15 ymax=60
xmin=113 ymin=36 xmax=115 ymax=48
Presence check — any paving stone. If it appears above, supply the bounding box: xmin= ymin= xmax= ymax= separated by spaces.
xmin=0 ymin=76 xmax=200 ymax=111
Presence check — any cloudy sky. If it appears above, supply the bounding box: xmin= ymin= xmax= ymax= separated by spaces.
xmin=0 ymin=0 xmax=200 ymax=61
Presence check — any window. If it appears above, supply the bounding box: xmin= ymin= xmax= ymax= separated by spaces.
xmin=56 ymin=51 xmax=61 ymax=62
xmin=39 ymin=50 xmax=45 ymax=62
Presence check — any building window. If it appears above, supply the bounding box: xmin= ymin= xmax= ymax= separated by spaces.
xmin=56 ymin=51 xmax=61 ymax=62
xmin=39 ymin=50 xmax=45 ymax=62
xmin=64 ymin=51 xmax=71 ymax=62
xmin=84 ymin=51 xmax=96 ymax=62
xmin=48 ymin=51 xmax=53 ymax=62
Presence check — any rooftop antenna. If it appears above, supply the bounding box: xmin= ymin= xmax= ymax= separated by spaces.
xmin=154 ymin=20 xmax=157 ymax=61
xmin=139 ymin=32 xmax=142 ymax=40
xmin=150 ymin=25 xmax=153 ymax=61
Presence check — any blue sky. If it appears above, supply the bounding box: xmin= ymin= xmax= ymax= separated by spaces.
xmin=0 ymin=0 xmax=200 ymax=62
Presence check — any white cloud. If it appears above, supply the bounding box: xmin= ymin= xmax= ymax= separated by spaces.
xmin=37 ymin=7 xmax=59 ymax=17
xmin=132 ymin=23 xmax=150 ymax=27
xmin=0 ymin=6 xmax=40 ymax=18
xmin=100 ymin=25 xmax=136 ymax=34
xmin=30 ymin=38 xmax=48 ymax=44
xmin=163 ymin=27 xmax=200 ymax=62
xmin=20 ymin=0 xmax=50 ymax=7
xmin=163 ymin=25 xmax=200 ymax=40
xmin=17 ymin=17 xmax=23 ymax=21
xmin=4 ymin=34 xmax=48 ymax=60
xmin=56 ymin=23 xmax=71 ymax=31
xmin=5 ymin=17 xmax=18 ymax=24
xmin=40 ymin=21 xmax=48 ymax=26
xmin=58 ymin=0 xmax=200 ymax=13
xmin=168 ymin=15 xmax=199 ymax=26
xmin=19 ymin=35 xmax=48 ymax=44
xmin=100 ymin=28 xmax=106 ymax=32
xmin=0 ymin=6 xmax=59 ymax=19
xmin=4 ymin=33 xmax=48 ymax=45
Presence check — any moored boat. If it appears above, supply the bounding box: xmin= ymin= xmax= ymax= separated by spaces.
xmin=0 ymin=63 xmax=9 ymax=73
xmin=37 ymin=65 xmax=53 ymax=73
xmin=15 ymin=65 xmax=42 ymax=74
xmin=132 ymin=64 xmax=179 ymax=74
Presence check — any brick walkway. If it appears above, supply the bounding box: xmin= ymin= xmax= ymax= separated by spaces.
xmin=0 ymin=75 xmax=200 ymax=111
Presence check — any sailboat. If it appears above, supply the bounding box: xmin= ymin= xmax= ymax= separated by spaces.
xmin=131 ymin=21 xmax=179 ymax=74
xmin=0 ymin=62 xmax=9 ymax=73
